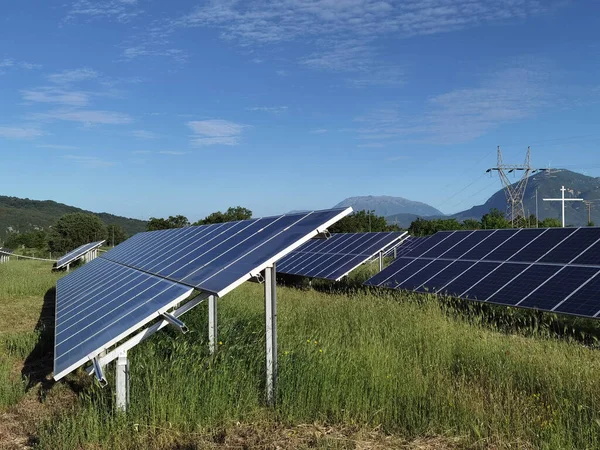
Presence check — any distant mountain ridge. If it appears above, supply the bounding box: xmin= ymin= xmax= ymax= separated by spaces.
xmin=334 ymin=195 xmax=443 ymax=218
xmin=0 ymin=195 xmax=147 ymax=242
xmin=452 ymin=170 xmax=600 ymax=226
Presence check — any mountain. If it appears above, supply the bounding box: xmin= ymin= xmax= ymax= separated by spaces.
xmin=334 ymin=195 xmax=443 ymax=218
xmin=453 ymin=170 xmax=600 ymax=226
xmin=0 ymin=195 xmax=147 ymax=241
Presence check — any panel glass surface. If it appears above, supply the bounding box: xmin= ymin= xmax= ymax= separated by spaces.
xmin=396 ymin=259 xmax=453 ymax=290
xmin=56 ymin=241 xmax=105 ymax=268
xmin=508 ymin=228 xmax=575 ymax=262
xmin=439 ymin=262 xmax=501 ymax=297
xmin=539 ymin=228 xmax=600 ymax=264
xmin=554 ymin=274 xmax=600 ymax=317
xmin=462 ymin=263 xmax=528 ymax=301
xmin=483 ymin=229 xmax=546 ymax=261
xmin=102 ymin=208 xmax=350 ymax=294
xmin=459 ymin=230 xmax=518 ymax=260
xmin=573 ymin=239 xmax=600 ymax=266
xmin=518 ymin=266 xmax=599 ymax=311
xmin=487 ymin=264 xmax=562 ymax=305
xmin=277 ymin=232 xmax=404 ymax=280
xmin=416 ymin=260 xmax=475 ymax=293
xmin=54 ymin=258 xmax=192 ymax=379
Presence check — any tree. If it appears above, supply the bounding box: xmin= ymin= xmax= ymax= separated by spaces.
xmin=539 ymin=217 xmax=563 ymax=228
xmin=48 ymin=213 xmax=107 ymax=253
xmin=147 ymin=215 xmax=190 ymax=231
xmin=481 ymin=208 xmax=511 ymax=230
xmin=4 ymin=230 xmax=49 ymax=250
xmin=408 ymin=217 xmax=463 ymax=236
xmin=329 ymin=210 xmax=399 ymax=233
xmin=588 ymin=221 xmax=595 ymax=227
xmin=461 ymin=219 xmax=481 ymax=230
xmin=106 ymin=224 xmax=127 ymax=246
xmin=194 ymin=206 xmax=253 ymax=225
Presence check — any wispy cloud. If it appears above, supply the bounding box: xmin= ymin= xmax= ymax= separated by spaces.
xmin=121 ymin=46 xmax=187 ymax=63
xmin=47 ymin=68 xmax=98 ymax=85
xmin=246 ymin=106 xmax=288 ymax=115
xmin=22 ymin=88 xmax=90 ymax=106
xmin=133 ymin=150 xmax=189 ymax=155
xmin=355 ymin=66 xmax=552 ymax=145
xmin=131 ymin=129 xmax=158 ymax=139
xmin=187 ymin=119 xmax=248 ymax=147
xmin=64 ymin=0 xmax=141 ymax=23
xmin=37 ymin=144 xmax=78 ymax=150
xmin=62 ymin=154 xmax=116 ymax=168
xmin=34 ymin=108 xmax=132 ymax=126
xmin=0 ymin=58 xmax=41 ymax=74
xmin=310 ymin=129 xmax=328 ymax=134
xmin=0 ymin=126 xmax=43 ymax=139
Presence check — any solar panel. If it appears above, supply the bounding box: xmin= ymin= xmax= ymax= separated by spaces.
xmin=54 ymin=258 xmax=194 ymax=379
xmin=364 ymin=227 xmax=600 ymax=319
xmin=54 ymin=208 xmax=352 ymax=381
xmin=384 ymin=236 xmax=432 ymax=258
xmin=56 ymin=241 xmax=105 ymax=269
xmin=276 ymin=231 xmax=406 ymax=280
xmin=0 ymin=247 xmax=13 ymax=255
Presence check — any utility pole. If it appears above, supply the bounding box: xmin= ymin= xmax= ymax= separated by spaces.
xmin=487 ymin=146 xmax=547 ymax=227
xmin=543 ymin=186 xmax=584 ymax=228
xmin=535 ymin=188 xmax=539 ymax=228
xmin=584 ymin=201 xmax=593 ymax=225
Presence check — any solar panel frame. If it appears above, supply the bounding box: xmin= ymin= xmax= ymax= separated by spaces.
xmin=56 ymin=241 xmax=105 ymax=269
xmin=276 ymin=231 xmax=407 ymax=281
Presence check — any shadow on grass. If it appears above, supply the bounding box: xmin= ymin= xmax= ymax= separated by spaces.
xmin=22 ymin=287 xmax=56 ymax=393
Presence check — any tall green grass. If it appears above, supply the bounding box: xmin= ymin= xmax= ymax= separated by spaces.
xmin=0 ymin=260 xmax=59 ymax=409
xmin=37 ymin=282 xmax=600 ymax=449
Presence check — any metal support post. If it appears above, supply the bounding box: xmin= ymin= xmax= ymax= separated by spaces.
xmin=208 ymin=295 xmax=217 ymax=354
xmin=379 ymin=251 xmax=383 ymax=271
xmin=394 ymin=247 xmax=397 ymax=259
xmin=115 ymin=351 xmax=130 ymax=412
xmin=264 ymin=263 xmax=277 ymax=405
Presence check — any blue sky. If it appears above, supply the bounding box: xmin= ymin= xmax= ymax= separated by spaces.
xmin=1 ymin=1 xmax=599 ymax=221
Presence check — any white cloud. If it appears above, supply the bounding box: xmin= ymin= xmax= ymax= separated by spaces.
xmin=48 ymin=68 xmax=98 ymax=85
xmin=246 ymin=106 xmax=288 ymax=115
xmin=62 ymin=154 xmax=116 ymax=168
xmin=0 ymin=126 xmax=43 ymax=139
xmin=0 ymin=58 xmax=40 ymax=72
xmin=121 ymin=46 xmax=187 ymax=63
xmin=22 ymin=88 xmax=90 ymax=106
xmin=131 ymin=129 xmax=158 ymax=139
xmin=133 ymin=150 xmax=189 ymax=155
xmin=310 ymin=129 xmax=328 ymax=134
xmin=187 ymin=119 xmax=248 ymax=147
xmin=34 ymin=108 xmax=132 ymax=125
xmin=65 ymin=0 xmax=141 ymax=23
xmin=37 ymin=144 xmax=78 ymax=150
xmin=355 ymin=66 xmax=551 ymax=145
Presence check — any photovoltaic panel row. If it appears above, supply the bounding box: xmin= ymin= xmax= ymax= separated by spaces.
xmin=0 ymin=247 xmax=13 ymax=255
xmin=54 ymin=208 xmax=353 ymax=381
xmin=385 ymin=236 xmax=432 ymax=258
xmin=54 ymin=257 xmax=193 ymax=380
xmin=364 ymin=227 xmax=600 ymax=320
xmin=277 ymin=231 xmax=406 ymax=280
xmin=101 ymin=208 xmax=352 ymax=296
xmin=56 ymin=240 xmax=105 ymax=269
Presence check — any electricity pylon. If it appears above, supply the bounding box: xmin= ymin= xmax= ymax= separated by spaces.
xmin=486 ymin=146 xmax=546 ymax=227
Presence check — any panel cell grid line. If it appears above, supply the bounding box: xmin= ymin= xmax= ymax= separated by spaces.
xmin=101 ymin=208 xmax=353 ymax=296
xmin=54 ymin=258 xmax=193 ymax=380
xmin=388 ymin=236 xmax=432 ymax=258
xmin=54 ymin=207 xmax=353 ymax=382
xmin=363 ymin=227 xmax=600 ymax=321
xmin=56 ymin=241 xmax=105 ymax=269
xmin=277 ymin=231 xmax=406 ymax=281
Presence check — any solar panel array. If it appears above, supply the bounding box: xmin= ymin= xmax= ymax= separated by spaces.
xmin=384 ymin=235 xmax=432 ymax=258
xmin=0 ymin=247 xmax=13 ymax=255
xmin=365 ymin=228 xmax=600 ymax=319
xmin=54 ymin=208 xmax=352 ymax=380
xmin=277 ymin=232 xmax=406 ymax=280
xmin=56 ymin=241 xmax=105 ymax=269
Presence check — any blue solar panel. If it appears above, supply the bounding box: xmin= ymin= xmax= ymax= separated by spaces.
xmin=102 ymin=209 xmax=352 ymax=295
xmin=56 ymin=241 xmax=105 ymax=269
xmin=54 ymin=258 xmax=193 ymax=380
xmin=277 ymin=232 xmax=406 ymax=280
xmin=363 ymin=227 xmax=600 ymax=320
xmin=54 ymin=208 xmax=352 ymax=381
xmin=386 ymin=236 xmax=431 ymax=258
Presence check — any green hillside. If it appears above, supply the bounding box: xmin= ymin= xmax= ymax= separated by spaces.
xmin=0 ymin=195 xmax=147 ymax=242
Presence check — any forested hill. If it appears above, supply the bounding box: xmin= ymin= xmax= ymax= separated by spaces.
xmin=0 ymin=195 xmax=147 ymax=241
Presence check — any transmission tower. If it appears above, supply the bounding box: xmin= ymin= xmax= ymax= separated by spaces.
xmin=486 ymin=146 xmax=546 ymax=227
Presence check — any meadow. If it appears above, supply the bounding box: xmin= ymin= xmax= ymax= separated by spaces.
xmin=2 ymin=259 xmax=600 ymax=449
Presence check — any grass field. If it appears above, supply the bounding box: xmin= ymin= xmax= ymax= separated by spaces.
xmin=2 ymin=260 xmax=600 ymax=449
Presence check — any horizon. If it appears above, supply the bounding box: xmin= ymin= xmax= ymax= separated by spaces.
xmin=2 ymin=2 xmax=600 ymax=220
